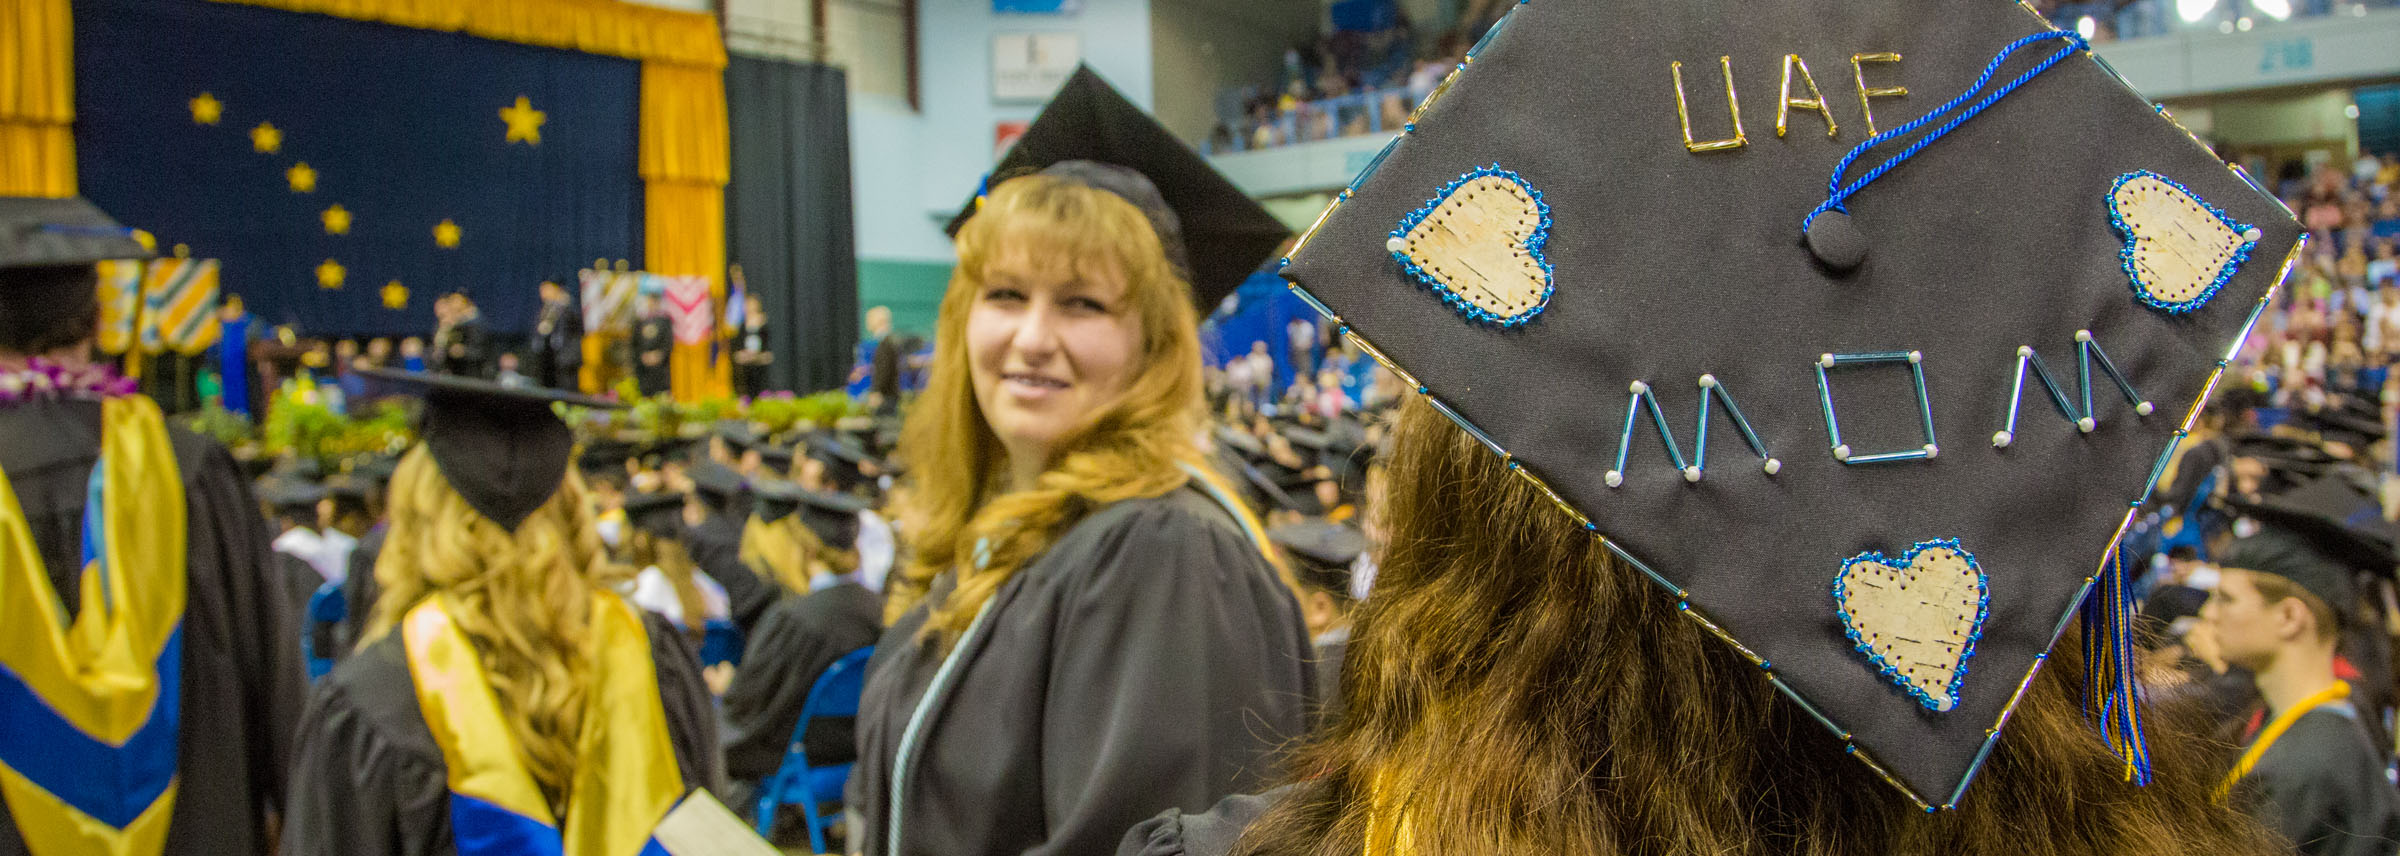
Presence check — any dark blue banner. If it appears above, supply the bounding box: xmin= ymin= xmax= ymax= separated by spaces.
xmin=73 ymin=0 xmax=642 ymax=338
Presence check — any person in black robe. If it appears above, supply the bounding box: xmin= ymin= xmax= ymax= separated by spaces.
xmin=633 ymin=295 xmax=673 ymax=398
xmin=732 ymin=290 xmax=772 ymax=399
xmin=281 ymin=368 xmax=724 ymax=855
xmin=684 ymin=459 xmax=778 ymax=634
xmin=429 ymin=292 xmax=495 ymax=380
xmin=0 ymin=196 xmax=304 ymax=856
xmin=1267 ymin=521 xmax=1366 ymax=733
xmin=2207 ymin=489 xmax=2400 ymax=856
xmin=718 ymin=488 xmax=883 ymax=814
xmin=528 ymin=280 xmax=583 ymax=390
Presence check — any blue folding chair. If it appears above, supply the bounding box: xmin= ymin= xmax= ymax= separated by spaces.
xmin=754 ymin=646 xmax=874 ymax=852
xmin=302 ymin=580 xmax=346 ymax=682
xmin=700 ymin=618 xmax=745 ymax=669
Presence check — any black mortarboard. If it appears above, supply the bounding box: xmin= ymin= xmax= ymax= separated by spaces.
xmin=1275 ymin=2 xmax=2302 ymax=808
xmin=259 ymin=479 xmax=326 ymax=515
xmin=756 ymin=441 xmax=797 ymax=473
xmin=2217 ymin=522 xmax=2367 ymax=624
xmin=943 ymin=65 xmax=1290 ymax=311
xmin=1269 ymin=521 xmax=1366 ymax=596
xmin=713 ymin=420 xmax=762 ymax=453
xmin=0 ymin=196 xmax=150 ymax=270
xmin=2299 ymin=400 xmax=2386 ymax=452
xmin=688 ymin=460 xmax=745 ymax=508
xmin=2233 ymin=474 xmax=2399 ymax=582
xmin=624 ymin=491 xmax=687 ymax=537
xmin=797 ymin=489 xmax=867 ymax=551
xmin=355 ymin=367 xmax=623 ymax=532
xmin=752 ymin=477 xmax=804 ymax=523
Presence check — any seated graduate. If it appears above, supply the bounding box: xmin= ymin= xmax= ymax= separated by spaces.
xmin=618 ymin=490 xmax=730 ymax=639
xmin=0 ymin=196 xmax=303 ymax=856
xmin=2207 ymin=476 xmax=2400 ymax=856
xmin=262 ymin=478 xmax=335 ymax=616
xmin=1266 ymin=520 xmax=1366 ymax=731
xmin=685 ymin=458 xmax=776 ymax=634
xmin=281 ymin=368 xmax=722 ymax=856
xmin=719 ymin=483 xmax=884 ymax=811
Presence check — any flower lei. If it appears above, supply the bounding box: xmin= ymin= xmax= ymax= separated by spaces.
xmin=0 ymin=359 xmax=139 ymax=406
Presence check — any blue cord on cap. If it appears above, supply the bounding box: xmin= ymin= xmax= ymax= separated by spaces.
xmin=1802 ymin=31 xmax=2090 ymax=243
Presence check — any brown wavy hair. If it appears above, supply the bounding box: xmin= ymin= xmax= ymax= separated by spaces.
xmin=1230 ymin=396 xmax=2280 ymax=856
xmin=886 ymin=173 xmax=1278 ymax=635
xmin=625 ymin=526 xmax=708 ymax=635
xmin=362 ymin=445 xmax=627 ymax=820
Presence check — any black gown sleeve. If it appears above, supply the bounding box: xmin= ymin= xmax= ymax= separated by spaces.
xmin=646 ymin=610 xmax=729 ymax=798
xmin=1117 ymin=787 xmax=1295 ymax=856
xmin=1033 ymin=502 xmax=1316 ymax=856
xmin=717 ymin=595 xmax=821 ymax=782
xmin=279 ymin=642 xmax=451 ymax=856
xmin=183 ymin=439 xmax=309 ymax=835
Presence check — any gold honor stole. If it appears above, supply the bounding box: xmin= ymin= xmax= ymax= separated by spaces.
xmin=0 ymin=396 xmax=188 ymax=856
xmin=403 ymin=592 xmax=686 ymax=856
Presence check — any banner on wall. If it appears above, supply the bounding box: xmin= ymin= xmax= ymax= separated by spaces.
xmin=72 ymin=0 xmax=643 ymax=338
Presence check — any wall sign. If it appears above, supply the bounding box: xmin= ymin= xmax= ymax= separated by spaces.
xmin=992 ymin=33 xmax=1081 ymax=101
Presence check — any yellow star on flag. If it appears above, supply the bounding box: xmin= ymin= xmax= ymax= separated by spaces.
xmin=316 ymin=258 xmax=346 ymax=289
xmin=287 ymin=162 xmax=317 ymax=193
xmin=500 ymin=96 xmax=546 ymax=145
xmin=190 ymin=93 xmax=222 ymax=125
xmin=321 ymin=204 xmax=352 ymax=235
xmin=433 ymin=219 xmax=462 ymax=249
xmin=251 ymin=122 xmax=282 ymax=154
xmin=382 ymin=281 xmax=409 ymax=310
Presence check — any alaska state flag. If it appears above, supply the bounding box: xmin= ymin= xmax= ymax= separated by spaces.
xmin=72 ymin=0 xmax=643 ymax=338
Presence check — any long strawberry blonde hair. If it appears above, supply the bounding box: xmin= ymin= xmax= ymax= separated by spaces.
xmin=362 ymin=445 xmax=626 ymax=819
xmin=886 ymin=173 xmax=1278 ymax=634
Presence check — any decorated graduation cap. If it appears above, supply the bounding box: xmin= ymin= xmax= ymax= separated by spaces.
xmin=355 ymin=367 xmax=623 ymax=532
xmin=944 ymin=65 xmax=1290 ymax=311
xmin=1275 ymin=0 xmax=2304 ymax=808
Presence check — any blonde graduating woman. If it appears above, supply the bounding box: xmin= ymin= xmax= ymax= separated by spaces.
xmin=282 ymin=370 xmax=722 ymax=856
xmin=851 ymin=68 xmax=1308 ymax=856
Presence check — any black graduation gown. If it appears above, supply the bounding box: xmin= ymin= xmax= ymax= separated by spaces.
xmin=685 ymin=512 xmax=778 ymax=634
xmin=850 ymin=485 xmax=1317 ymax=856
xmin=433 ymin=316 xmax=495 ymax=380
xmin=2238 ymin=707 xmax=2400 ymax=856
xmin=0 ymin=400 xmax=305 ymax=856
xmin=339 ymin=525 xmax=388 ymax=658
xmin=279 ymin=610 xmax=724 ymax=856
xmin=733 ymin=321 xmax=771 ymax=399
xmin=719 ymin=581 xmax=883 ymax=784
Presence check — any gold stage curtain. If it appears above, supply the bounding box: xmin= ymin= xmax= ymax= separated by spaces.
xmin=642 ymin=62 xmax=730 ymax=402
xmin=1 ymin=0 xmax=76 ymax=197
xmin=205 ymin=0 xmax=727 ymax=68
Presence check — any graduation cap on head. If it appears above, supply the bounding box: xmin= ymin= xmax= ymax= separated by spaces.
xmin=2299 ymin=399 xmax=2386 ymax=452
xmin=797 ymin=488 xmax=867 ymax=551
xmin=1275 ymin=0 xmax=2303 ymax=808
xmin=752 ymin=477 xmax=804 ymax=523
xmin=355 ymin=367 xmax=623 ymax=532
xmin=624 ymin=491 xmax=687 ymax=537
xmin=943 ymin=65 xmax=1290 ymax=311
xmin=1269 ymin=520 xmax=1366 ymax=597
xmin=688 ymin=460 xmax=745 ymax=509
xmin=258 ymin=479 xmax=326 ymax=516
xmin=0 ymin=196 xmax=150 ymax=271
xmin=2232 ymin=474 xmax=2399 ymax=589
xmin=755 ymin=441 xmax=797 ymax=473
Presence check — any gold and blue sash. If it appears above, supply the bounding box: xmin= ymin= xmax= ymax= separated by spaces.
xmin=0 ymin=396 xmax=188 ymax=856
xmin=403 ymin=592 xmax=686 ymax=856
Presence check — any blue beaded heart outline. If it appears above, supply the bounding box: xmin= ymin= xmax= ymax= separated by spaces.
xmin=2108 ymin=169 xmax=2258 ymax=315
xmin=1832 ymin=537 xmax=1991 ymax=714
xmin=1388 ymin=164 xmax=1554 ymax=328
